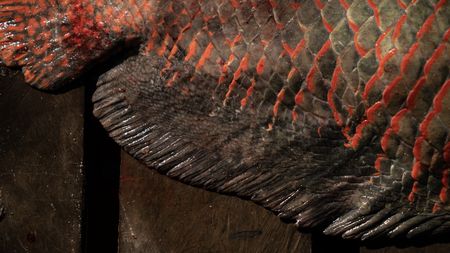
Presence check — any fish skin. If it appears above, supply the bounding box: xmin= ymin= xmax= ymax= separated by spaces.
xmin=1 ymin=0 xmax=449 ymax=240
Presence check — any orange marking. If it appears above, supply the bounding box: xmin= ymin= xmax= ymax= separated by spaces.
xmin=291 ymin=111 xmax=299 ymax=123
xmin=273 ymin=88 xmax=286 ymax=117
xmin=144 ymin=30 xmax=159 ymax=53
xmin=348 ymin=120 xmax=370 ymax=149
xmin=375 ymin=28 xmax=392 ymax=60
xmin=276 ymin=22 xmax=285 ymax=30
xmin=411 ymin=161 xmax=422 ymax=180
xmin=269 ymin=0 xmax=278 ymax=8
xmin=374 ymin=155 xmax=385 ymax=172
xmin=322 ymin=17 xmax=333 ymax=33
xmin=287 ymin=67 xmax=298 ymax=81
xmin=157 ymin=34 xmax=171 ymax=56
xmin=348 ymin=19 xmax=359 ymax=33
xmin=430 ymin=79 xmax=450 ymax=115
xmin=440 ymin=186 xmax=448 ymax=203
xmin=433 ymin=203 xmax=442 ymax=213
xmin=185 ymin=39 xmax=198 ymax=62
xmin=290 ymin=2 xmax=301 ymax=10
xmin=444 ymin=142 xmax=450 ymax=163
xmin=168 ymin=44 xmax=179 ymax=59
xmin=382 ymin=75 xmax=403 ymax=104
xmin=435 ymin=0 xmax=447 ymax=11
xmin=400 ymin=42 xmax=419 ymax=74
xmin=316 ymin=39 xmax=332 ymax=60
xmin=43 ymin=54 xmax=54 ymax=63
xmin=240 ymin=78 xmax=256 ymax=109
xmin=406 ymin=76 xmax=426 ymax=109
xmin=240 ymin=53 xmax=250 ymax=70
xmin=305 ymin=40 xmax=331 ymax=93
xmin=219 ymin=54 xmax=236 ymax=84
xmin=416 ymin=80 xmax=449 ymax=162
xmin=444 ymin=28 xmax=450 ymax=42
xmin=410 ymin=161 xmax=424 ymax=186
xmin=367 ymin=0 xmax=381 ymax=28
xmin=225 ymin=80 xmax=238 ymax=101
xmin=292 ymin=39 xmax=306 ymax=59
xmin=166 ymin=71 xmax=180 ymax=87
xmin=374 ymin=155 xmax=384 ymax=172
xmin=261 ymin=39 xmax=270 ymax=47
xmin=354 ymin=31 xmax=368 ymax=57
xmin=417 ymin=14 xmax=436 ymax=39
xmin=256 ymin=56 xmax=266 ymax=75
xmin=377 ymin=48 xmax=398 ymax=77
xmin=362 ymin=75 xmax=379 ymax=100
xmin=195 ymin=42 xmax=214 ymax=71
xmin=424 ymin=43 xmax=446 ymax=75
xmin=224 ymin=53 xmax=250 ymax=101
xmin=408 ymin=182 xmax=420 ymax=202
xmin=366 ymin=101 xmax=383 ymax=123
xmin=328 ymin=64 xmax=344 ymax=125
xmin=339 ymin=0 xmax=350 ymax=10
xmin=306 ymin=65 xmax=318 ymax=92
xmin=342 ymin=125 xmax=352 ymax=143
xmin=396 ymin=0 xmax=407 ymax=9
xmin=391 ymin=108 xmax=408 ymax=134
xmin=225 ymin=34 xmax=242 ymax=48
xmin=230 ymin=0 xmax=240 ymax=8
xmin=413 ymin=136 xmax=425 ymax=163
xmin=442 ymin=168 xmax=449 ymax=186
xmin=314 ymin=0 xmax=325 ymax=9
xmin=27 ymin=18 xmax=39 ymax=36
xmin=393 ymin=14 xmax=407 ymax=42
xmin=282 ymin=42 xmax=295 ymax=58
xmin=295 ymin=91 xmax=304 ymax=105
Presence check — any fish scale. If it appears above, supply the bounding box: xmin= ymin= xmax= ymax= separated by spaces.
xmin=0 ymin=0 xmax=449 ymax=240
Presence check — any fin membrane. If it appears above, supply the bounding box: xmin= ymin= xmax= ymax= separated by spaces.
xmin=92 ymin=54 xmax=372 ymax=231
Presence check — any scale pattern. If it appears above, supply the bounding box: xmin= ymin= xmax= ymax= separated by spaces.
xmin=132 ymin=0 xmax=450 ymax=217
xmin=1 ymin=0 xmax=449 ymax=240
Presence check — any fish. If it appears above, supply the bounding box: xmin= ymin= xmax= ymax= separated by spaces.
xmin=0 ymin=0 xmax=449 ymax=241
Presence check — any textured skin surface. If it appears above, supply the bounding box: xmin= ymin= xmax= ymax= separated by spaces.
xmin=1 ymin=0 xmax=449 ymax=240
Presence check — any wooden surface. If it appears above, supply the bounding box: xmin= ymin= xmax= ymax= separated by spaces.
xmin=0 ymin=70 xmax=84 ymax=252
xmin=118 ymin=151 xmax=310 ymax=253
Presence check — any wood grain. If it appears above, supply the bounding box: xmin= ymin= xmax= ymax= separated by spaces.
xmin=118 ymin=151 xmax=310 ymax=253
xmin=0 ymin=70 xmax=84 ymax=252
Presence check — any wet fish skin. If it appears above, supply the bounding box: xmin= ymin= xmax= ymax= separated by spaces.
xmin=0 ymin=0 xmax=449 ymax=240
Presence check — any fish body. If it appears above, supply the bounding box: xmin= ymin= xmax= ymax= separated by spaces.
xmin=1 ymin=0 xmax=449 ymax=240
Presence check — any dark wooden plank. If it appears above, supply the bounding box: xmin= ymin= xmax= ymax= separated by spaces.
xmin=118 ymin=151 xmax=310 ymax=253
xmin=0 ymin=70 xmax=84 ymax=252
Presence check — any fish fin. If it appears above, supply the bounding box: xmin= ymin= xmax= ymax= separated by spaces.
xmin=92 ymin=54 xmax=371 ymax=230
xmin=324 ymin=203 xmax=450 ymax=240
xmin=0 ymin=1 xmax=121 ymax=90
